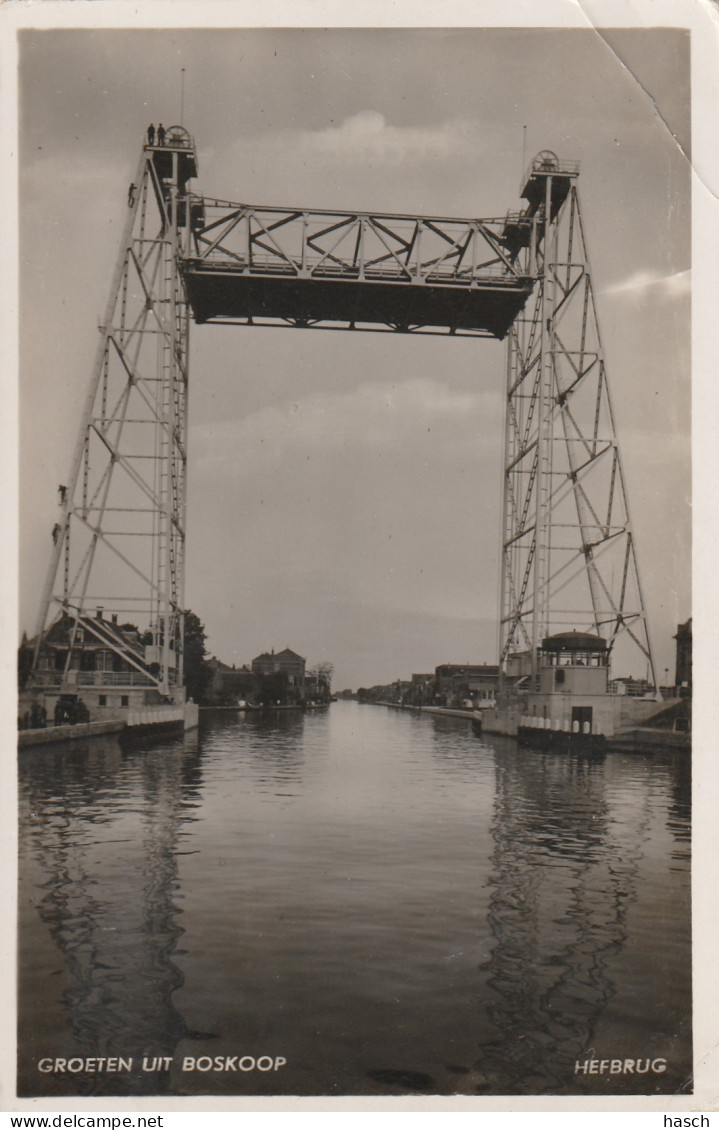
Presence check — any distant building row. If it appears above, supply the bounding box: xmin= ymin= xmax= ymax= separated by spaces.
xmin=205 ymin=648 xmax=332 ymax=707
xmin=359 ymin=663 xmax=499 ymax=710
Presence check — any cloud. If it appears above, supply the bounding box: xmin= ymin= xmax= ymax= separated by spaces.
xmin=191 ymin=377 xmax=497 ymax=479
xmin=602 ymin=268 xmax=691 ymax=301
xmin=208 ymin=112 xmax=481 ymax=206
xmin=185 ymin=374 xmax=502 ymax=647
xmin=282 ymin=111 xmax=477 ymax=164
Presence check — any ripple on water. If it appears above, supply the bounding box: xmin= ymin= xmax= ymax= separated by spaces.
xmin=18 ymin=704 xmax=691 ymax=1097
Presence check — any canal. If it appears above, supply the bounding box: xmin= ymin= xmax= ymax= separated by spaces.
xmin=18 ymin=701 xmax=691 ymax=1098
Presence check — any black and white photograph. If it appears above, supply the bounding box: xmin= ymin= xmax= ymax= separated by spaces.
xmin=4 ymin=0 xmax=716 ymax=1113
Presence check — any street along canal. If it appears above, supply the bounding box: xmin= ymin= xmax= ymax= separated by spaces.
xmin=18 ymin=701 xmax=691 ymax=1097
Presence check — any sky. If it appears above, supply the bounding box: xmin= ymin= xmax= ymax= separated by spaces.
xmin=17 ymin=24 xmax=692 ymax=691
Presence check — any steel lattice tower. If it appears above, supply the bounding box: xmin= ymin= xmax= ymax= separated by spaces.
xmin=32 ymin=128 xmax=196 ymax=698
xmin=499 ymin=152 xmax=655 ymax=684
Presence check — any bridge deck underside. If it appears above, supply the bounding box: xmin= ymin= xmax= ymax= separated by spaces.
xmin=182 ymin=265 xmax=533 ymax=337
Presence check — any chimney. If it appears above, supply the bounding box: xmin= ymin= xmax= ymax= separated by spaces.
xmin=96 ymin=608 xmax=104 ymax=620
xmin=112 ymin=613 xmax=118 ymax=625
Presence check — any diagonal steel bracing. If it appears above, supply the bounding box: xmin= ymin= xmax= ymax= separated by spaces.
xmin=32 ymin=128 xmax=195 ymax=698
xmin=499 ymin=153 xmax=655 ymax=684
xmin=181 ymin=196 xmax=536 ymax=337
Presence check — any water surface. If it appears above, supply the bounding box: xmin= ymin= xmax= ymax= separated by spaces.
xmin=18 ymin=702 xmax=691 ymax=1097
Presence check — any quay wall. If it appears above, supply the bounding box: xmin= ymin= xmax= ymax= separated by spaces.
xmin=19 ymin=701 xmax=199 ymax=749
xmin=127 ymin=702 xmax=199 ymax=731
xmin=609 ymin=727 xmax=690 ymax=753
xmin=482 ymin=703 xmax=521 ymax=736
xmin=419 ymin=706 xmax=474 ymax=720
xmin=374 ymin=703 xmax=474 ymax=721
xmin=19 ymin=720 xmax=125 ymax=748
xmin=613 ymin=696 xmax=676 ymax=733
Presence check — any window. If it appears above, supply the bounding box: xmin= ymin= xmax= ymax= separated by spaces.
xmin=121 ymin=695 xmax=129 ymax=707
xmin=99 ymin=695 xmax=107 ymax=706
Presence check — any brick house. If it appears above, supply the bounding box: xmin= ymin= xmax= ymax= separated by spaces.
xmin=251 ymin=648 xmax=306 ymax=704
xmin=205 ymin=658 xmax=258 ymax=706
xmin=434 ymin=663 xmax=499 ymax=708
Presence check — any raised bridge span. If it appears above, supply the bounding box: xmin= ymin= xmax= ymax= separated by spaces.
xmin=154 ymin=127 xmax=574 ymax=335
xmin=184 ymin=201 xmax=536 ymax=336
xmin=179 ymin=152 xmax=574 ymax=336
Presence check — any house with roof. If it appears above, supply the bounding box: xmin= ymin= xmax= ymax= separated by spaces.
xmin=24 ymin=609 xmax=168 ymax=723
xmin=434 ymin=663 xmax=499 ymax=708
xmin=251 ymin=648 xmax=306 ymax=705
xmin=205 ymin=657 xmax=258 ymax=706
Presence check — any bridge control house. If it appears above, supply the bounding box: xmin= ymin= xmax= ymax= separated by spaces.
xmin=525 ymin=631 xmax=611 ymax=745
xmin=483 ymin=631 xmax=666 ymax=748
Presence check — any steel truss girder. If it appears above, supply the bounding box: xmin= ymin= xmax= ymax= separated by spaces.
xmin=499 ymin=182 xmax=655 ymax=683
xmin=32 ymin=142 xmax=190 ymax=698
xmin=180 ymin=199 xmax=535 ymax=337
xmin=188 ymin=199 xmax=526 ymax=281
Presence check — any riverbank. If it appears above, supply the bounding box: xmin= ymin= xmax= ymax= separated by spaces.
xmin=378 ymin=702 xmax=475 ymax=720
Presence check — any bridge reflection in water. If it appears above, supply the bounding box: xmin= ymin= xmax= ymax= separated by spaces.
xmin=18 ymin=704 xmax=691 ymax=1098
xmin=18 ymin=734 xmax=203 ymax=1097
xmin=473 ymin=745 xmax=664 ymax=1093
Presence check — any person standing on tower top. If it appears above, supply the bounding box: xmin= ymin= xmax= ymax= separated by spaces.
xmin=157 ymin=123 xmax=165 ymax=146
xmin=147 ymin=123 xmax=155 ymax=146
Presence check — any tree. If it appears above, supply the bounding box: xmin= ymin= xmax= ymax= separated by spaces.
xmin=183 ymin=610 xmax=211 ymax=703
xmin=315 ymin=660 xmax=333 ymax=687
xmin=309 ymin=660 xmax=334 ymax=698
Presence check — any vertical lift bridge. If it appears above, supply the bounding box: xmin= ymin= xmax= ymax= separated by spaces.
xmin=31 ymin=130 xmax=655 ymax=698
